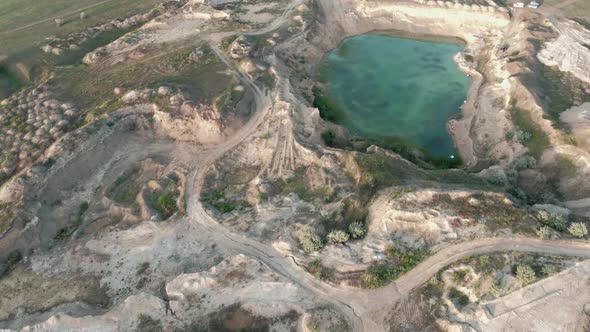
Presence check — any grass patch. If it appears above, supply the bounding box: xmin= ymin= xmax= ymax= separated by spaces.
xmin=362 ymin=240 xmax=430 ymax=288
xmin=0 ymin=64 xmax=22 ymax=99
xmin=201 ymin=189 xmax=251 ymax=214
xmin=107 ymin=166 xmax=141 ymax=205
xmin=510 ymin=102 xmax=550 ymax=159
xmin=0 ymin=250 xmax=22 ymax=278
xmin=0 ymin=202 xmax=19 ymax=235
xmin=429 ymin=193 xmax=529 ymax=232
xmin=307 ymin=259 xmax=336 ymax=282
xmin=354 ymin=152 xmax=427 ymax=197
xmin=571 ymin=18 xmax=590 ymax=30
xmin=50 ymin=26 xmax=136 ymax=66
xmin=269 ymin=168 xmax=332 ymax=203
xmin=54 ymin=201 xmax=89 ymax=241
xmin=51 ymin=43 xmax=228 ymax=120
xmin=448 ymin=287 xmax=470 ymax=307
xmin=221 ymin=35 xmax=239 ymax=50
xmin=538 ymin=66 xmax=590 ymax=125
xmin=150 ymin=191 xmax=177 ymax=219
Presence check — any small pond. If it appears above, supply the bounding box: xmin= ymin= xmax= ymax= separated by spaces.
xmin=319 ymin=33 xmax=471 ymax=158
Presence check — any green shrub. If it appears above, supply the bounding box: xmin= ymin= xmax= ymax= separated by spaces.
xmin=510 ymin=104 xmax=550 ymax=159
xmin=54 ymin=201 xmax=89 ymax=241
xmin=326 ymin=230 xmax=349 ymax=244
xmin=541 ymin=264 xmax=557 ymax=276
xmin=514 ymin=156 xmax=537 ymax=170
xmin=515 ymin=264 xmax=536 ymax=286
xmin=297 ymin=225 xmax=324 ymax=253
xmin=0 ymin=250 xmax=22 ymax=277
xmin=568 ymin=222 xmax=588 ymax=238
xmin=152 ymin=191 xmax=177 ymax=219
xmin=448 ymin=287 xmax=470 ymax=307
xmin=486 ymin=174 xmax=506 ymax=187
xmin=307 ymin=259 xmax=335 ymax=281
xmin=506 ymin=169 xmax=518 ymax=185
xmin=489 ymin=279 xmax=502 ymax=297
xmin=536 ymin=226 xmax=551 ymax=240
xmin=348 ymin=222 xmax=366 ymax=239
xmin=213 ymin=202 xmax=235 ymax=213
xmin=452 ymin=269 xmax=468 ymax=284
xmin=322 ymin=130 xmax=336 ymax=147
xmin=312 ymin=87 xmax=346 ymax=122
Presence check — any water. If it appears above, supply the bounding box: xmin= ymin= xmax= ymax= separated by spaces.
xmin=320 ymin=34 xmax=471 ymax=158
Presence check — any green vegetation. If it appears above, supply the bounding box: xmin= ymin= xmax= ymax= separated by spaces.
xmin=221 ymin=35 xmax=239 ymax=50
xmin=326 ymin=230 xmax=349 ymax=244
xmin=568 ymin=222 xmax=588 ymax=238
xmin=0 ymin=65 xmax=22 ymax=98
xmin=348 ymin=222 xmax=366 ymax=239
xmin=0 ymin=0 xmax=160 ymax=64
xmin=312 ymin=86 xmax=346 ymax=123
xmin=271 ymin=168 xmax=332 ymax=203
xmin=538 ymin=66 xmax=590 ymax=125
xmin=513 ymin=155 xmax=537 ymax=171
xmin=51 ymin=26 xmax=136 ymax=66
xmin=151 ymin=191 xmax=177 ymax=219
xmin=52 ymin=44 xmax=227 ymax=122
xmin=354 ymin=152 xmax=426 ymax=197
xmin=509 ymin=102 xmax=550 ymax=159
xmin=297 ymin=225 xmax=324 ymax=254
xmin=215 ymin=84 xmax=246 ymax=115
xmin=429 ymin=193 xmax=529 ymax=232
xmin=362 ymin=240 xmax=430 ymax=288
xmin=107 ymin=166 xmax=141 ymax=205
xmin=572 ymin=18 xmax=590 ymax=30
xmin=448 ymin=287 xmax=470 ymax=307
xmin=202 ymin=189 xmax=251 ymax=214
xmin=54 ymin=201 xmax=89 ymax=241
xmin=356 ymin=134 xmax=463 ymax=169
xmin=0 ymin=250 xmax=22 ymax=278
xmin=135 ymin=314 xmax=162 ymax=332
xmin=0 ymin=202 xmax=19 ymax=235
xmin=321 ymin=130 xmax=336 ymax=147
xmin=515 ymin=264 xmax=536 ymax=286
xmin=536 ymin=210 xmax=568 ymax=232
xmin=307 ymin=259 xmax=335 ymax=282
xmin=536 ymin=226 xmax=551 ymax=240
xmin=452 ymin=269 xmax=468 ymax=284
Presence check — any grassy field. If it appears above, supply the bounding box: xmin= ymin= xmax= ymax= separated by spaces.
xmin=561 ymin=0 xmax=590 ymax=23
xmin=51 ymin=42 xmax=231 ymax=122
xmin=0 ymin=0 xmax=159 ymax=66
xmin=542 ymin=0 xmax=590 ymax=23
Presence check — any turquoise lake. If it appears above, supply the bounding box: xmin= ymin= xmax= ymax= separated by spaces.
xmin=320 ymin=34 xmax=471 ymax=158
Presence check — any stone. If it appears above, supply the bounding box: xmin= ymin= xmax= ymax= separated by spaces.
xmin=122 ymin=90 xmax=140 ymax=103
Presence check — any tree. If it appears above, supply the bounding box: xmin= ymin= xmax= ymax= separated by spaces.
xmin=568 ymin=222 xmax=588 ymax=238
xmin=516 ymin=265 xmax=536 ymax=286
xmin=536 ymin=226 xmax=551 ymax=240
xmin=297 ymin=225 xmax=323 ymax=253
xmin=348 ymin=222 xmax=366 ymax=239
xmin=326 ymin=230 xmax=349 ymax=244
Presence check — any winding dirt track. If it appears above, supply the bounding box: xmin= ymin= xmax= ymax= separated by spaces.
xmin=183 ymin=2 xmax=590 ymax=331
